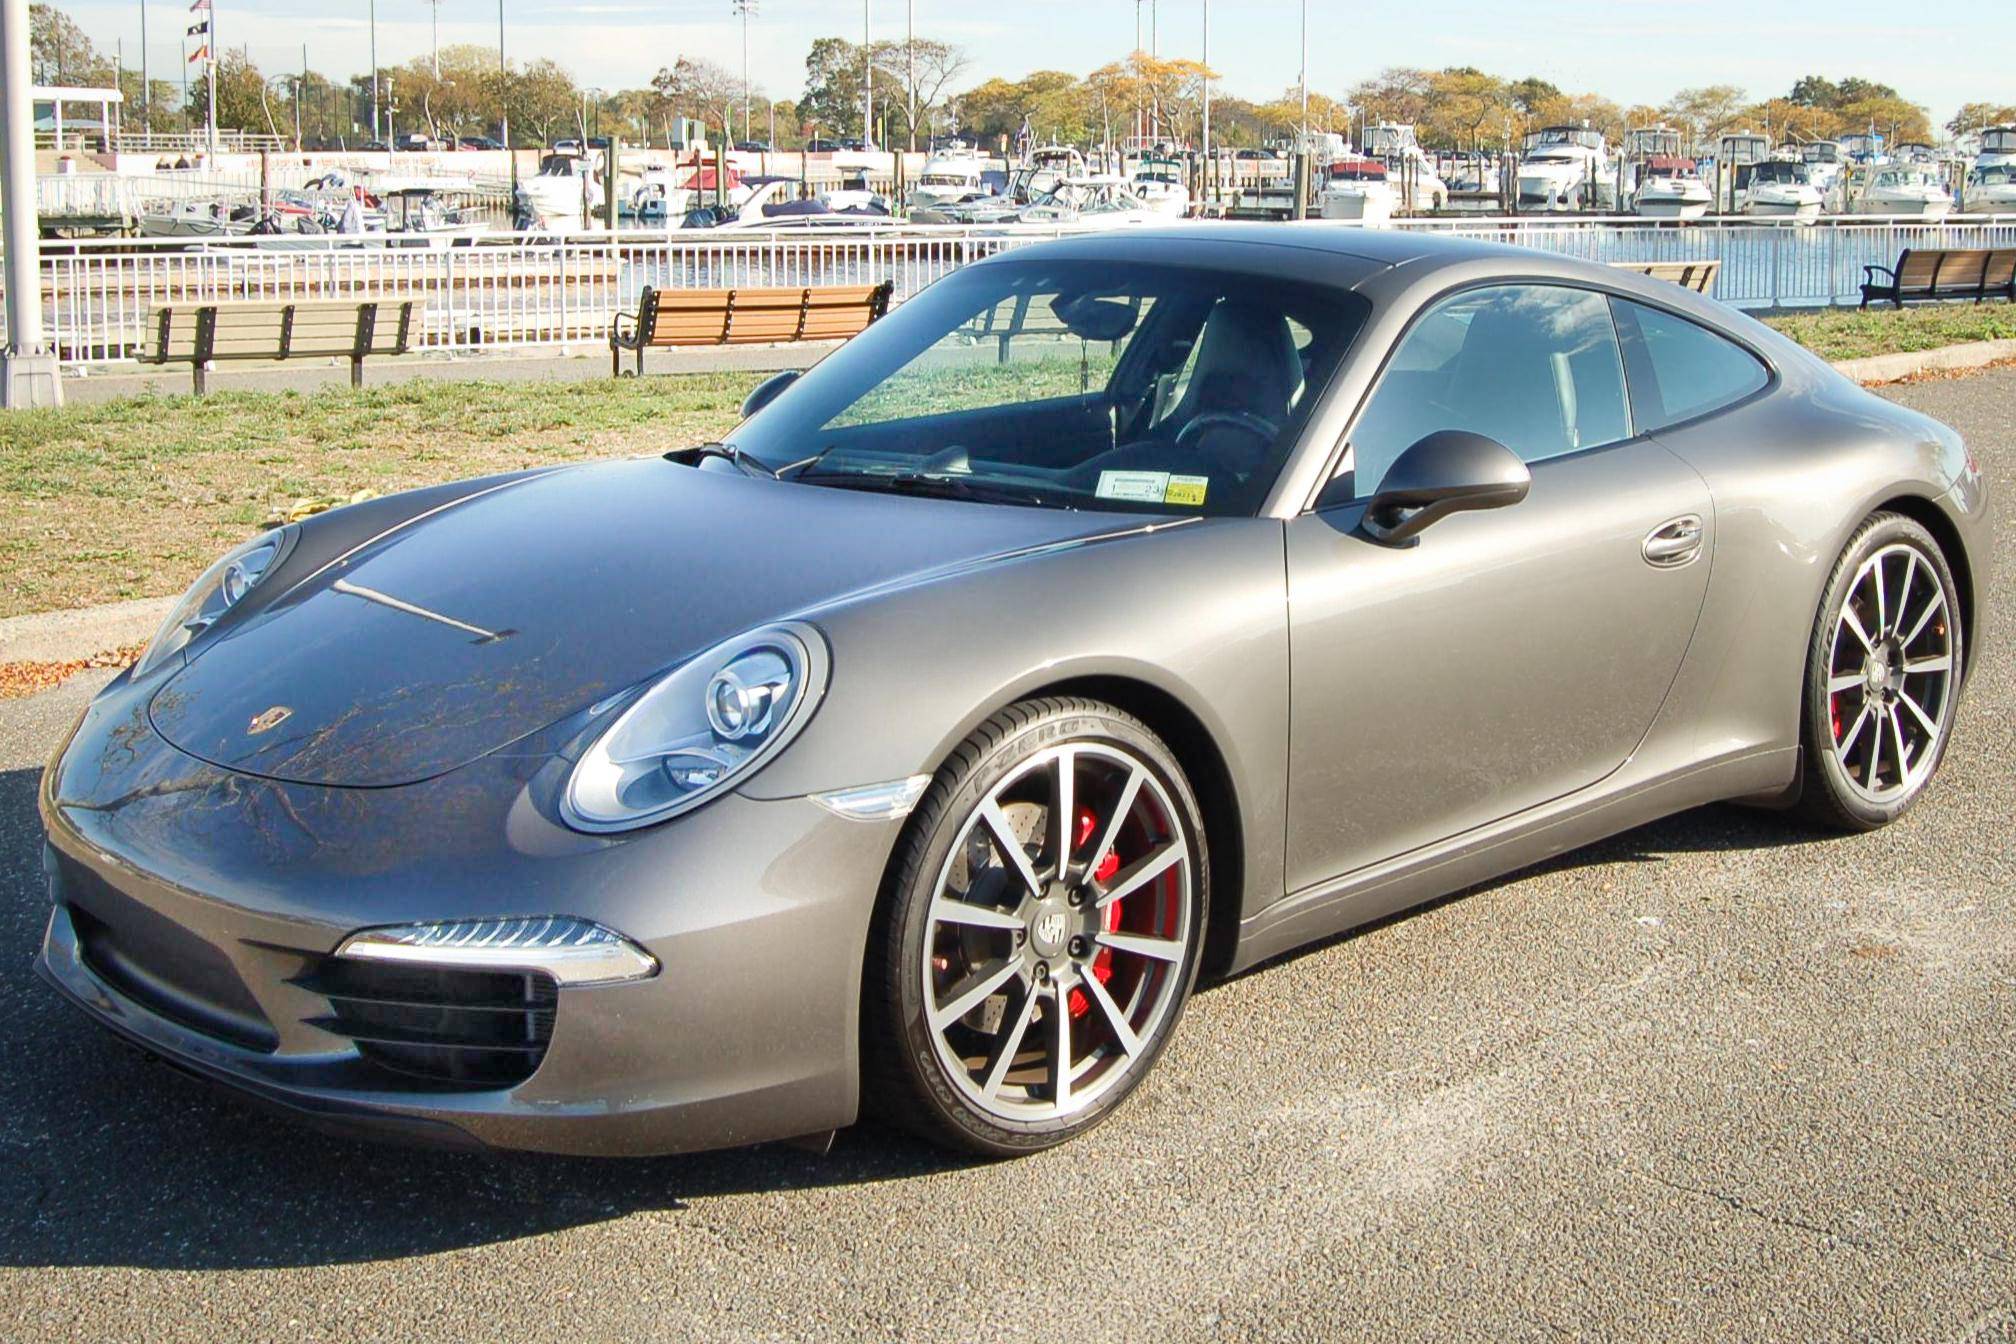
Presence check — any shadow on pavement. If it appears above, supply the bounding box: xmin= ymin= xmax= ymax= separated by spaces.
xmin=0 ymin=759 xmax=1835 ymax=1272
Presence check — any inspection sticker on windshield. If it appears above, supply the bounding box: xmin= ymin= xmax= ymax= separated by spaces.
xmin=1096 ymin=470 xmax=1172 ymax=503
xmin=1163 ymin=475 xmax=1209 ymax=507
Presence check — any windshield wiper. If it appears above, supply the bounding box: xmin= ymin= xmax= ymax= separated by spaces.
xmin=662 ymin=441 xmax=778 ymax=479
xmin=800 ymin=469 xmax=1062 ymax=509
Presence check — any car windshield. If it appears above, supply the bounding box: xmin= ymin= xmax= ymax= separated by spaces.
xmin=728 ymin=258 xmax=1370 ymax=517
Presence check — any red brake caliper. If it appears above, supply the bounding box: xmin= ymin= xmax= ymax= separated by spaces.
xmin=1068 ymin=807 xmax=1122 ymax=1019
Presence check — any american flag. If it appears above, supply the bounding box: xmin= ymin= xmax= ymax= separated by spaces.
xmin=189 ymin=0 xmax=210 ymax=10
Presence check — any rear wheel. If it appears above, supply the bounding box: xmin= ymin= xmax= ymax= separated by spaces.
xmin=1797 ymin=513 xmax=1963 ymax=830
xmin=864 ymin=698 xmax=1208 ymax=1156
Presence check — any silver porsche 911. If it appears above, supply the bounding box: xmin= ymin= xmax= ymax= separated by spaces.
xmin=37 ymin=227 xmax=1988 ymax=1158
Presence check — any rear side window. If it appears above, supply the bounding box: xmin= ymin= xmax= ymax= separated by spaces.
xmin=1612 ymin=300 xmax=1768 ymax=432
xmin=1346 ymin=283 xmax=1631 ymax=497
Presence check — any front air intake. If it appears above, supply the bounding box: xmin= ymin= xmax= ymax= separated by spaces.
xmin=293 ymin=956 xmax=557 ymax=1089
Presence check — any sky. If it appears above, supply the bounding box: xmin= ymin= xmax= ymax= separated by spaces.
xmin=55 ymin=0 xmax=2012 ymax=129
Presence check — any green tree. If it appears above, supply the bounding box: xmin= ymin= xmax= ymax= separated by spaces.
xmin=186 ymin=48 xmax=269 ymax=134
xmin=1947 ymin=101 xmax=2016 ymax=137
xmin=29 ymin=4 xmax=109 ymax=85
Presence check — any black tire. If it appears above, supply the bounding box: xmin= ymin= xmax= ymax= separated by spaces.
xmin=1796 ymin=512 xmax=1964 ymax=831
xmin=862 ymin=696 xmax=1210 ymax=1157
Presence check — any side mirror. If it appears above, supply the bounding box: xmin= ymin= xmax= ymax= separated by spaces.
xmin=740 ymin=369 xmax=802 ymax=420
xmin=1360 ymin=430 xmax=1531 ymax=546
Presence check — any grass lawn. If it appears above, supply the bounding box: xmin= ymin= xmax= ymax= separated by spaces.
xmin=1761 ymin=304 xmax=2016 ymax=361
xmin=0 ymin=375 xmax=761 ymax=619
xmin=0 ymin=300 xmax=2009 ymax=621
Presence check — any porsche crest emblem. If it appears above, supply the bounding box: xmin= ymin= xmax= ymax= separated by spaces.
xmin=247 ymin=706 xmax=293 ymax=735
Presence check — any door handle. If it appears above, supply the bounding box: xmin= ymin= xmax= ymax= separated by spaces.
xmin=1643 ymin=515 xmax=1705 ymax=568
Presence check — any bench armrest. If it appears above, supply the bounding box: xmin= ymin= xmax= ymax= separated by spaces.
xmin=1862 ymin=264 xmax=1898 ymax=284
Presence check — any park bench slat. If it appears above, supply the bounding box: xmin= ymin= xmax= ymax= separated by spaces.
xmin=607 ymin=280 xmax=893 ymax=376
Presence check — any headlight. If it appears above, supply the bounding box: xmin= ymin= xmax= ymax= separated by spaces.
xmin=133 ymin=528 xmax=290 ymax=678
xmin=561 ymin=622 xmax=827 ymax=833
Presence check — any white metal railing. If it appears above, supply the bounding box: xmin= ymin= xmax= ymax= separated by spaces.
xmin=7 ymin=215 xmax=2016 ymax=365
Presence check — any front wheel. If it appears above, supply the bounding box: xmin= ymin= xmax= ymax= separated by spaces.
xmin=1798 ymin=512 xmax=1964 ymax=830
xmin=863 ymin=698 xmax=1208 ymax=1156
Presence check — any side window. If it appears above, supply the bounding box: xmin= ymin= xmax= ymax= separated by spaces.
xmin=1347 ymin=284 xmax=1632 ymax=497
xmin=1612 ymin=300 xmax=1769 ymax=432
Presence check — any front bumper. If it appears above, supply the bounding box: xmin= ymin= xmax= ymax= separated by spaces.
xmin=34 ymin=676 xmax=907 ymax=1157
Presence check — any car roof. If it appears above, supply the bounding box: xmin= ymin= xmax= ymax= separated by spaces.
xmin=983 ymin=223 xmax=1555 ymax=292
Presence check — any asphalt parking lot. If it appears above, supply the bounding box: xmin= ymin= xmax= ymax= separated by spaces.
xmin=1 ymin=369 xmax=2011 ymax=1343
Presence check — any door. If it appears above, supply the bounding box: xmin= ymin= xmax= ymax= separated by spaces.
xmin=1283 ymin=283 xmax=1713 ymax=891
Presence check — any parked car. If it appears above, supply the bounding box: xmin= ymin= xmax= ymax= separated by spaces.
xmin=458 ymin=135 xmax=504 ymax=151
xmin=804 ymin=138 xmax=844 ymax=154
xmin=35 ymin=228 xmax=1986 ymax=1161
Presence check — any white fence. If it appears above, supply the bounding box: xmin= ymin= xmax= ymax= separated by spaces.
xmin=7 ymin=215 xmax=2016 ymax=366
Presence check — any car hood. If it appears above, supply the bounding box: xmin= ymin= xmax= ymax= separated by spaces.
xmin=148 ymin=459 xmax=1126 ymax=788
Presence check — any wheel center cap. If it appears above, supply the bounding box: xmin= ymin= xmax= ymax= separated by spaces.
xmin=1028 ymin=899 xmax=1072 ymax=958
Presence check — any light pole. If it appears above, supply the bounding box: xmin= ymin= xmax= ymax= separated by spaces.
xmin=861 ymin=0 xmax=871 ymax=148
xmin=428 ymin=0 xmax=439 ymax=79
xmin=1 ymin=0 xmax=59 ymax=405
xmin=732 ymin=0 xmax=754 ymax=145
xmin=1200 ymin=0 xmax=1209 ymax=160
xmin=1298 ymin=0 xmax=1307 ymax=140
xmin=368 ymin=0 xmax=379 ymax=141
xmin=905 ymin=0 xmax=914 ymax=152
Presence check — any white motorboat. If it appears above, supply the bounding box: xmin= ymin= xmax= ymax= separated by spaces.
xmin=1743 ymin=160 xmax=1826 ymax=222
xmin=1362 ymin=123 xmax=1448 ymax=212
xmin=1961 ymin=162 xmax=2016 ymax=214
xmin=1317 ymin=156 xmax=1397 ymax=223
xmin=1798 ymin=140 xmax=1848 ymax=205
xmin=1127 ymin=156 xmax=1191 ymax=217
xmin=1853 ymin=166 xmax=1953 ymax=221
xmin=379 ymin=185 xmax=492 ymax=246
xmin=1515 ymin=126 xmax=1614 ymax=212
xmin=821 ymin=167 xmax=890 ymax=214
xmin=907 ymin=148 xmax=991 ymax=211
xmin=1976 ymin=125 xmax=2016 ymax=172
xmin=517 ymin=151 xmax=605 ymax=230
xmin=1839 ymin=132 xmax=1888 ymax=167
xmin=1014 ymin=175 xmax=1160 ymax=228
xmin=633 ymin=164 xmax=744 ymax=223
xmin=1633 ymin=158 xmax=1713 ymax=219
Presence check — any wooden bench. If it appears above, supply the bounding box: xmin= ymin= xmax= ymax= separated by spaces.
xmin=1609 ymin=260 xmax=1722 ymax=294
xmin=1860 ymin=248 xmax=2016 ymax=308
xmin=608 ymin=281 xmax=893 ymax=376
xmin=141 ymin=298 xmax=421 ymax=394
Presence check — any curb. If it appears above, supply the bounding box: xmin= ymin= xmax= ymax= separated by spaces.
xmin=1831 ymin=337 xmax=2016 ymax=385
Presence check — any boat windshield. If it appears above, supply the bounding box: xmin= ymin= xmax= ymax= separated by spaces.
xmin=1803 ymin=143 xmax=1841 ymax=163
xmin=1984 ymin=129 xmax=2016 ymax=152
xmin=726 ymin=258 xmax=1371 ymax=517
xmin=1752 ymin=162 xmax=1811 ymax=184
xmin=1971 ymin=165 xmax=2013 ymax=186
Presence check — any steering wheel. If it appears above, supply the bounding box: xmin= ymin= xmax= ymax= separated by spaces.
xmin=1174 ymin=410 xmax=1280 ymax=454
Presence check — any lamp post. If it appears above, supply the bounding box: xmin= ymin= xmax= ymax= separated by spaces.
xmin=368 ymin=0 xmax=379 ymax=142
xmin=1 ymin=0 xmax=60 ymax=405
xmin=861 ymin=0 xmax=871 ymax=148
xmin=732 ymin=0 xmax=754 ymax=146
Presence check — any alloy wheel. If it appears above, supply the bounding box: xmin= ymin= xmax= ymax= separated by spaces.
xmin=920 ymin=743 xmax=1193 ymax=1123
xmin=1824 ymin=541 xmax=1956 ymax=805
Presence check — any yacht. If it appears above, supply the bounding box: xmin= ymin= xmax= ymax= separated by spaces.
xmin=821 ymin=167 xmax=890 ymax=213
xmin=1317 ymin=156 xmax=1398 ymax=223
xmin=1839 ymin=132 xmax=1888 ymax=166
xmin=516 ymin=152 xmax=605 ymax=230
xmin=1799 ymin=140 xmax=1847 ymax=204
xmin=1960 ymin=162 xmax=2016 ymax=213
xmin=906 ymin=148 xmax=991 ymax=212
xmin=1127 ymin=156 xmax=1191 ymax=217
xmin=1853 ymin=165 xmax=1954 ymax=221
xmin=1013 ymin=175 xmax=1160 ymax=228
xmin=1743 ymin=159 xmax=1826 ymax=222
xmin=1632 ymin=158 xmax=1713 ymax=219
xmin=1976 ymin=125 xmax=2016 ymax=171
xmin=1362 ymin=124 xmax=1449 ymax=212
xmin=1515 ymin=126 xmax=1614 ymax=212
